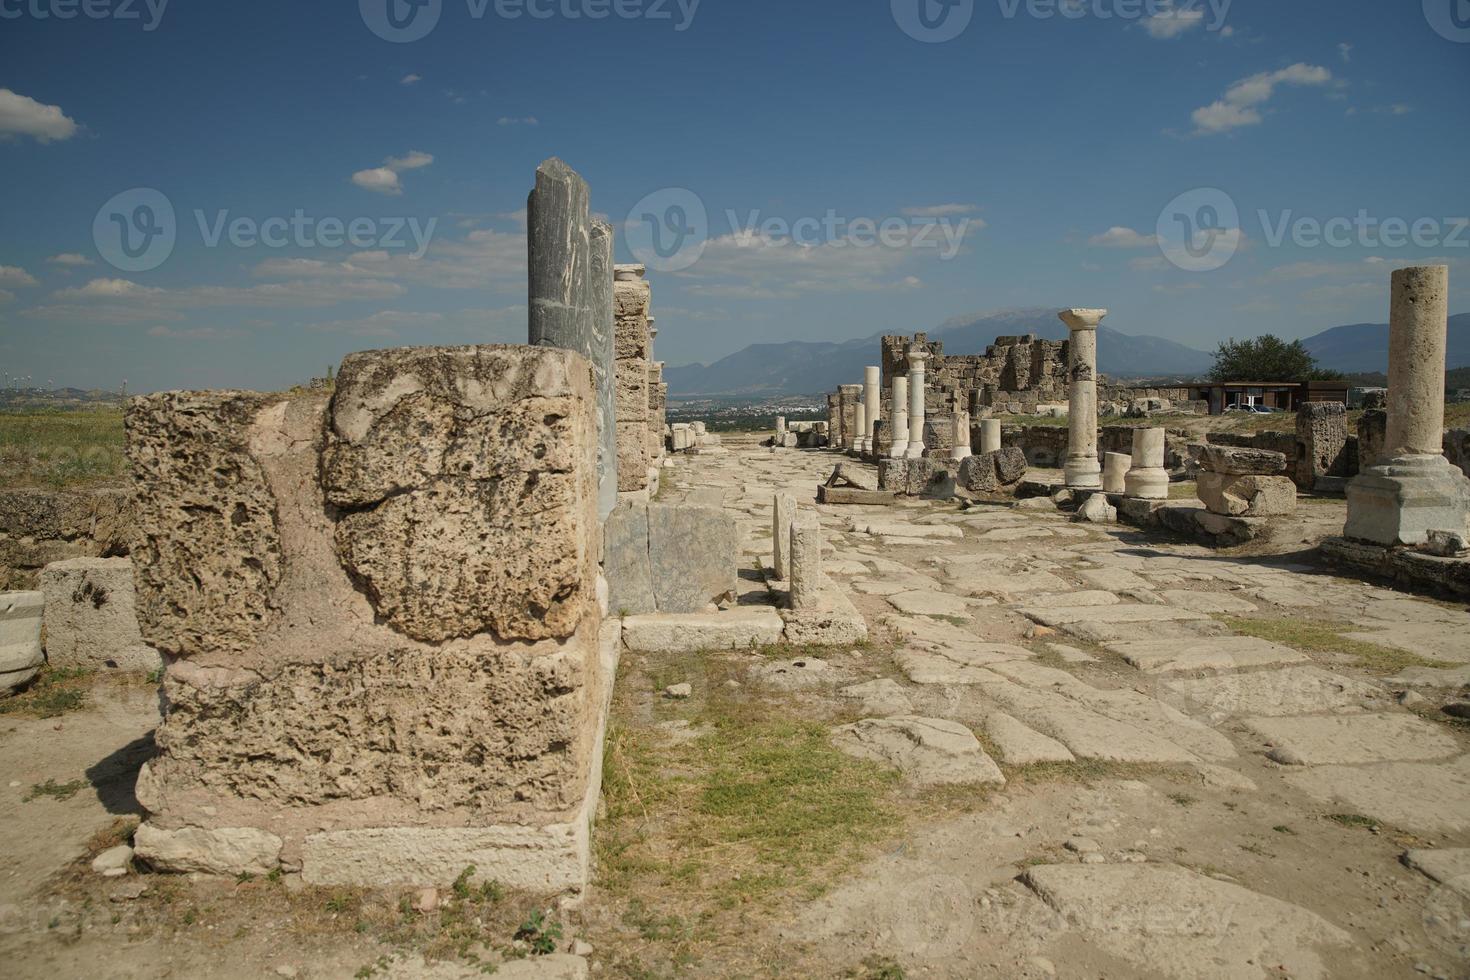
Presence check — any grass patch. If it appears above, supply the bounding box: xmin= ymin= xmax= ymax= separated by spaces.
xmin=1217 ymin=615 xmax=1443 ymax=674
xmin=1168 ymin=481 xmax=1199 ymax=501
xmin=25 ymin=778 xmax=88 ymax=802
xmin=0 ymin=666 xmax=94 ymax=718
xmin=0 ymin=408 xmax=127 ymax=489
xmin=1326 ymin=813 xmax=1379 ymax=830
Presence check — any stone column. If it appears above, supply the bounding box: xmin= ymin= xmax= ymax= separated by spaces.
xmin=1125 ymin=427 xmax=1169 ymax=500
xmin=1346 ymin=266 xmax=1470 ymax=545
xmin=904 ymin=347 xmax=929 ymax=460
xmin=528 ymin=158 xmax=618 ymax=519
xmin=775 ymin=416 xmax=787 ymax=446
xmin=980 ymin=419 xmax=1002 ymax=455
xmin=862 ymin=367 xmax=881 ymax=456
xmin=1102 ymin=453 xmax=1131 ymax=494
xmin=788 ymin=515 xmax=825 ymax=612
xmin=851 ymin=400 xmax=867 ymax=455
xmin=890 ymin=377 xmax=910 ymax=459
xmin=613 ymin=264 xmax=653 ymax=497
xmin=1060 ymin=308 xmax=1107 ymax=490
xmin=950 ymin=410 xmax=972 ymax=463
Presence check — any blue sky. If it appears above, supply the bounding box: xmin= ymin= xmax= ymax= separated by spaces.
xmin=1 ymin=0 xmax=1467 ymax=392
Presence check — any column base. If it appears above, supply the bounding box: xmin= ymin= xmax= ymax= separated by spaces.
xmin=904 ymin=444 xmax=926 ymax=460
xmin=1124 ymin=468 xmax=1170 ymax=501
xmin=889 ymin=441 xmax=909 ymax=459
xmin=951 ymin=449 xmax=972 ymax=464
xmin=1065 ymin=456 xmax=1103 ymax=490
xmin=1344 ymin=454 xmax=1470 ymax=547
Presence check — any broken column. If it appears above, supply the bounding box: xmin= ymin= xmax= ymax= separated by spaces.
xmin=1060 ymin=308 xmax=1106 ymax=490
xmin=979 ymin=419 xmax=1002 ymax=455
xmin=1124 ymin=427 xmax=1170 ymax=500
xmin=890 ymin=376 xmax=909 ymax=459
xmin=788 ymin=515 xmax=824 ymax=612
xmin=851 ymin=399 xmax=867 ymax=455
xmin=1 ymin=591 xmax=43 ymax=694
xmin=1102 ymin=452 xmax=1131 ymax=494
xmin=1346 ymin=266 xmax=1470 ymax=545
xmin=862 ymin=367 xmax=881 ymax=456
xmin=1295 ymin=402 xmax=1350 ymax=491
xmin=838 ymin=384 xmax=863 ymax=451
xmin=904 ymin=346 xmax=929 ymax=459
xmin=126 ymin=346 xmax=614 ymax=894
xmin=528 ymin=158 xmax=618 ymax=520
xmin=772 ymin=492 xmax=796 ymax=581
xmin=613 ymin=264 xmax=653 ymax=497
xmin=775 ymin=416 xmax=787 ymax=446
xmin=950 ymin=410 xmax=972 ymax=463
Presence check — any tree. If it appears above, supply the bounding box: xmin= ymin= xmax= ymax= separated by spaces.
xmin=1208 ymin=335 xmax=1343 ymax=382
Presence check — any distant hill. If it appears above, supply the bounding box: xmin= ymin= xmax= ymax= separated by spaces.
xmin=1303 ymin=313 xmax=1470 ymax=374
xmin=665 ymin=308 xmax=1214 ymax=398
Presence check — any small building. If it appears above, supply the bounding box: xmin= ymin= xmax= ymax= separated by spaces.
xmin=1188 ymin=381 xmax=1350 ymax=416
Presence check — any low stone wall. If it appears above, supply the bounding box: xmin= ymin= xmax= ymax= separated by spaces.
xmin=0 ymin=488 xmax=132 ymax=590
xmin=998 ymin=425 xmax=1193 ymax=471
xmin=1448 ymin=429 xmax=1470 ymax=478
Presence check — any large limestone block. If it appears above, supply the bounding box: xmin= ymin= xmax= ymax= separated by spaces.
xmin=772 ymin=492 xmax=796 ymax=581
xmin=647 ymin=503 xmax=738 ymax=613
xmin=956 ymin=448 xmax=1027 ymax=494
xmin=1197 ymin=444 xmax=1287 ymax=476
xmin=323 ymin=346 xmax=598 ymax=644
xmin=878 ymin=458 xmax=954 ymax=497
xmin=614 ymin=358 xmax=650 ymax=421
xmin=1197 ymin=472 xmax=1297 ymax=517
xmin=126 ymin=390 xmax=285 ymax=658
xmin=603 ymin=503 xmax=655 ymax=616
xmin=40 ymin=557 xmax=161 ymax=671
xmin=0 ymin=591 xmax=44 ymax=691
xmin=622 ymin=608 xmax=784 ymax=653
xmin=616 ymin=421 xmax=651 ymax=492
xmin=133 ymin=823 xmax=283 ymax=877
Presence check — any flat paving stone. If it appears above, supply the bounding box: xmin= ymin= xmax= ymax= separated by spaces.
xmin=980 ymin=680 xmax=1203 ymax=764
xmin=943 ymin=567 xmax=1070 ymax=596
xmin=895 ymin=645 xmax=1029 ymax=685
xmin=1162 ymin=666 xmax=1386 ymax=718
xmin=1285 ymin=756 xmax=1470 ymax=834
xmin=1109 ymin=636 xmax=1308 ymax=673
xmin=1159 ymin=590 xmax=1259 ymax=614
xmin=1021 ymin=864 xmax=1352 ymax=980
xmin=1017 ymin=590 xmax=1120 ymax=609
xmin=984 ymin=711 xmax=1075 ymax=765
xmin=1343 ymin=624 xmax=1470 ymax=665
xmin=887 ymin=590 xmax=971 ymax=619
xmin=1241 ymin=713 xmax=1461 ymax=765
xmin=622 ymin=608 xmax=784 ymax=652
xmin=832 ymin=716 xmax=1005 ymax=787
xmin=839 ymin=679 xmax=914 ymax=717
xmin=1019 ymin=604 xmax=1210 ymax=627
xmin=1388 ymin=664 xmax=1470 ymax=687
xmin=1402 ymin=848 xmax=1470 ymax=899
xmin=850 ymin=520 xmax=963 ymax=539
xmin=1077 ymin=567 xmax=1151 ymax=591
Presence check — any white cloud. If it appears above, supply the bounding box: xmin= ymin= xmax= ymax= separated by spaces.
xmin=0 ymin=265 xmax=38 ymax=288
xmin=1089 ymin=227 xmax=1158 ymax=249
xmin=1338 ymin=43 xmax=1352 ymax=63
xmin=1191 ymin=63 xmax=1334 ymax=135
xmin=1143 ymin=3 xmax=1205 ymax=39
xmin=42 ymin=276 xmax=405 ymax=317
xmin=46 ymin=253 xmax=93 ymax=267
xmin=901 ymin=204 xmax=978 ymax=218
xmin=400 ymin=73 xmax=422 ymax=85
xmin=250 ymin=228 xmax=527 ymax=293
xmin=0 ymin=289 xmax=14 ymax=305
xmin=352 ymin=150 xmax=435 ymax=195
xmin=497 ymin=116 xmax=539 ymax=126
xmin=303 ymin=306 xmax=525 ymax=340
xmin=0 ymin=88 xmax=78 ymax=143
xmin=1129 ymin=256 xmax=1170 ymax=273
xmin=146 ymin=325 xmax=246 ymax=341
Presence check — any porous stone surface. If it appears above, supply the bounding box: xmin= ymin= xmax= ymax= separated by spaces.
xmin=1197 ymin=472 xmax=1297 ymax=517
xmin=0 ymin=590 xmax=44 ymax=692
xmin=956 ymin=448 xmax=1027 ymax=495
xmin=878 ymin=458 xmax=953 ymax=498
xmin=40 ymin=557 xmax=160 ymax=672
xmin=1295 ymin=402 xmax=1350 ymax=490
xmin=126 ymin=389 xmax=285 ymax=658
xmin=133 ymin=823 xmax=283 ymax=877
xmin=1197 ymin=445 xmax=1288 ymax=476
xmin=323 ymin=345 xmax=598 ymax=644
xmin=832 ymin=716 xmax=1005 ymax=786
xmin=0 ymin=487 xmax=132 ymax=590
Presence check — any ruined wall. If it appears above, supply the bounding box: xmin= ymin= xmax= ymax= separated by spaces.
xmin=0 ymin=488 xmax=131 ymax=590
xmin=614 ymin=267 xmax=653 ymax=493
xmin=127 ymin=346 xmax=609 ymax=889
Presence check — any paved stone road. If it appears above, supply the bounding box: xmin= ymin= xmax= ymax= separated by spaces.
xmin=664 ymin=437 xmax=1470 ymax=979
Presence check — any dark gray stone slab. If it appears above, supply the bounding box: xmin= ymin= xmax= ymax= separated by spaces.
xmin=604 ymin=502 xmax=656 ymax=616
xmin=648 ymin=503 xmax=738 ymax=614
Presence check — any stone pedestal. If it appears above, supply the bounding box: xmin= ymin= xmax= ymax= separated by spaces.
xmin=1347 ymin=267 xmax=1470 ymax=546
xmin=1060 ymin=309 xmax=1107 ymax=489
xmin=838 ymin=384 xmax=862 ymax=451
xmin=772 ymin=492 xmax=796 ymax=581
xmin=979 ymin=419 xmax=1002 ymax=455
xmin=904 ymin=348 xmax=929 ymax=460
xmin=950 ymin=411 xmax=972 ymax=463
xmin=1102 ymin=452 xmax=1131 ymax=494
xmin=1125 ymin=427 xmax=1169 ymax=500
xmin=126 ymin=346 xmax=613 ymax=895
xmin=788 ymin=515 xmax=825 ymax=612
xmin=1295 ymin=402 xmax=1349 ymax=491
xmin=890 ymin=377 xmax=910 ymax=459
xmin=528 ymin=159 xmax=618 ymax=520
xmin=862 ymin=367 xmax=881 ymax=456
xmin=775 ymin=417 xmax=787 ymax=445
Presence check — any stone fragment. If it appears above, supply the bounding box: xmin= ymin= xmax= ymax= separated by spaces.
xmin=1402 ymin=849 xmax=1470 ymax=899
xmin=40 ymin=557 xmax=161 ymax=672
xmin=1424 ymin=529 xmax=1470 ymax=557
xmin=1242 ymin=714 xmax=1460 ymax=766
xmin=1021 ymin=865 xmax=1352 ymax=980
xmin=1124 ymin=428 xmax=1169 ymax=500
xmin=0 ymin=591 xmax=44 ymax=692
xmin=753 ymin=657 xmax=843 ymax=691
xmin=1101 ymin=452 xmax=1131 ymax=494
xmin=1197 ymin=445 xmax=1288 ymax=476
xmin=787 ymin=515 xmax=825 ymax=611
xmin=603 ymin=503 xmax=655 ymax=616
xmin=133 ymin=824 xmax=283 ymax=877
xmin=622 ymin=609 xmax=784 ymax=653
xmin=832 ymin=716 xmax=1005 ymax=786
xmin=985 ymin=711 xmax=1075 ymax=765
xmin=956 ymin=448 xmax=1028 ymax=494
xmin=816 ymin=486 xmax=896 ymax=506
xmin=1197 ymin=473 xmax=1297 ymax=517
xmin=1295 ymin=402 xmax=1350 ymax=491
xmin=664 ymin=683 xmax=692 ymax=699
xmin=91 ymin=844 xmax=134 ymax=875
xmin=878 ymin=458 xmax=954 ymax=498
xmin=826 ymin=463 xmax=879 ymax=492
xmin=1075 ymin=493 xmax=1116 ymax=524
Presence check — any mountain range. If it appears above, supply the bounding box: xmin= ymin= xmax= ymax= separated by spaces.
xmin=665 ymin=308 xmax=1470 ymax=399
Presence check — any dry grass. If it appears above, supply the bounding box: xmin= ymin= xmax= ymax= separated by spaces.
xmin=1218 ymin=615 xmax=1444 ymax=674
xmin=0 ymin=408 xmax=127 ymax=489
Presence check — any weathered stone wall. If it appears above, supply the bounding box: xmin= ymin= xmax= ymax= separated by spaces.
xmin=0 ymin=488 xmax=131 ymax=590
xmin=614 ymin=267 xmax=653 ymax=493
xmin=995 ymin=424 xmax=1194 ymax=471
xmin=1294 ymin=403 xmax=1351 ymax=490
xmin=128 ymin=346 xmax=610 ymax=889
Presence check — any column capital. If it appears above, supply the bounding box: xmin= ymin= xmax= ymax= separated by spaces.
xmin=906 ymin=347 xmax=931 ymax=369
xmin=1058 ymin=308 xmax=1108 ymax=331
